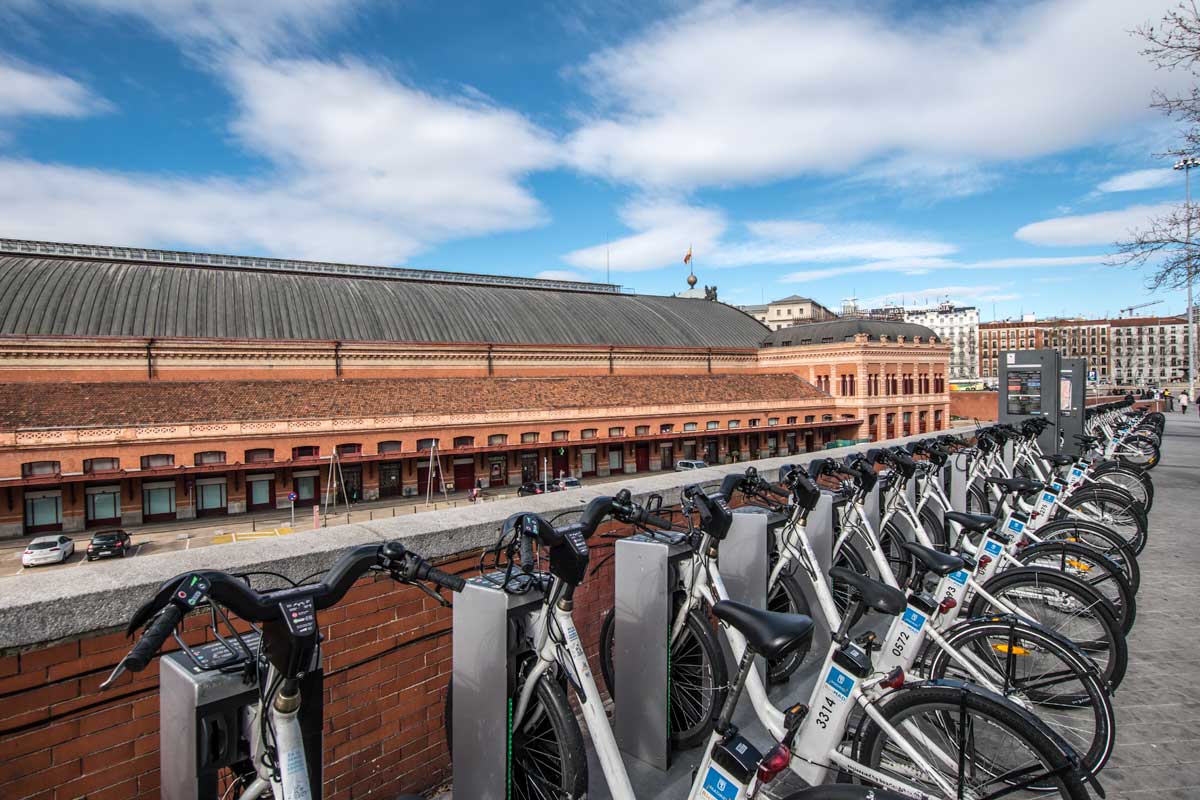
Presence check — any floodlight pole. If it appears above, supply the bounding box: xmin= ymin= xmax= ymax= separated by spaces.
xmin=1178 ymin=157 xmax=1200 ymax=400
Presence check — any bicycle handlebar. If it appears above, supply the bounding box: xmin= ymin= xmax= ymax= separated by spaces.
xmin=125 ymin=603 xmax=184 ymax=673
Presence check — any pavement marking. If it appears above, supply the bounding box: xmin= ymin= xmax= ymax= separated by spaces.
xmin=135 ymin=544 xmax=144 ymax=556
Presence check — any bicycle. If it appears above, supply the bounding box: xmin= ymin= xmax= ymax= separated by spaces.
xmin=99 ymin=541 xmax=466 ymax=800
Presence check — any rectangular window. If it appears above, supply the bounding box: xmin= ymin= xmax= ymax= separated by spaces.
xmin=291 ymin=446 xmax=319 ymax=459
xmin=635 ymin=425 xmax=650 ymax=436
xmin=804 ymin=415 xmax=815 ymax=423
xmin=608 ymin=448 xmax=624 ymax=470
xmin=767 ymin=418 xmax=779 ymax=426
xmin=22 ymin=461 xmax=61 ymax=477
xmin=416 ymin=438 xmax=439 ymax=450
xmin=727 ymin=420 xmax=740 ymax=429
xmin=521 ymin=432 xmax=539 ymax=444
xmin=608 ymin=427 xmax=625 ymax=437
xmin=683 ymin=422 xmax=698 ymax=431
xmin=660 ymin=423 xmax=674 ymax=433
xmin=706 ymin=421 xmax=719 ymax=430
xmin=786 ymin=416 xmax=797 ymax=425
xmin=142 ymin=484 xmax=176 ymax=518
xmin=25 ymin=491 xmax=62 ymax=530
xmin=552 ymin=430 xmax=569 ymax=441
xmin=580 ymin=429 xmax=597 ymax=440
xmin=336 ymin=443 xmax=363 ymax=456
xmin=378 ymin=440 xmax=403 ymax=454
xmin=83 ymin=458 xmax=120 ymax=473
xmin=194 ymin=451 xmax=226 ymax=466
xmin=140 ymin=454 xmax=174 ymax=469
xmin=748 ymin=419 xmax=760 ymax=427
xmin=246 ymin=448 xmax=275 ymax=463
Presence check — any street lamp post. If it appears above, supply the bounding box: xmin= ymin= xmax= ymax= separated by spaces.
xmin=1174 ymin=156 xmax=1200 ymax=399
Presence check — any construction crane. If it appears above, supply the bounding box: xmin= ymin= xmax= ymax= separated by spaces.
xmin=1119 ymin=300 xmax=1162 ymax=317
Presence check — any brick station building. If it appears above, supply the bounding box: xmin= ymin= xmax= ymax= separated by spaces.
xmin=0 ymin=240 xmax=949 ymax=537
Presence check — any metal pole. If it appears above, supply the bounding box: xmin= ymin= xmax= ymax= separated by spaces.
xmin=1189 ymin=164 xmax=1196 ymax=399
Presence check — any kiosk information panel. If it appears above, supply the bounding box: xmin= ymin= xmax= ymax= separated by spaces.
xmin=1058 ymin=358 xmax=1086 ymax=456
xmin=998 ymin=349 xmax=1061 ymax=455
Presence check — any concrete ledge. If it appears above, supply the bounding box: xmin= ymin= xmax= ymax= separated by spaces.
xmin=0 ymin=427 xmax=972 ymax=651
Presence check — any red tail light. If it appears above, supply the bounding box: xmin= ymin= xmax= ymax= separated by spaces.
xmin=756 ymin=743 xmax=791 ymax=784
xmin=880 ymin=666 xmax=905 ymax=690
xmin=938 ymin=597 xmax=957 ymax=615
xmin=978 ymin=555 xmax=992 ymax=569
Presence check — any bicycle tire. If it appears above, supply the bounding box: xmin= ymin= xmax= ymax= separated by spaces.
xmin=968 ymin=566 xmax=1128 ymax=691
xmin=1033 ymin=519 xmax=1140 ymax=594
xmin=918 ymin=504 xmax=948 ymax=551
xmin=598 ymin=607 xmax=728 ymax=749
xmin=766 ymin=572 xmax=812 ymax=684
xmin=1056 ymin=486 xmax=1148 ymax=555
xmin=854 ymin=680 xmax=1090 ymax=800
xmin=1116 ymin=435 xmax=1160 ymax=470
xmin=1015 ymin=541 xmax=1135 ymax=634
xmin=830 ymin=542 xmax=869 ymax=625
xmin=966 ymin=481 xmax=991 ymax=515
xmin=923 ymin=616 xmax=1116 ymax=780
xmin=1090 ymin=465 xmax=1154 ymax=512
xmin=445 ymin=671 xmax=587 ymax=800
xmin=878 ymin=520 xmax=917 ymax=589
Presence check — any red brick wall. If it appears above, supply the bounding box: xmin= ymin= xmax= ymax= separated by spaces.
xmin=0 ymin=531 xmax=629 ymax=800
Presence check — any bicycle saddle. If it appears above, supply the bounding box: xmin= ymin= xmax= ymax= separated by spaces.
xmin=900 ymin=541 xmax=964 ymax=576
xmin=712 ymin=600 xmax=815 ymax=661
xmin=944 ymin=510 xmax=998 ymax=533
xmin=1035 ymin=453 xmax=1075 ymax=467
xmin=984 ymin=476 xmax=1043 ymax=494
xmin=1074 ymin=433 xmax=1100 ymax=445
xmin=827 ymin=567 xmax=906 ymax=616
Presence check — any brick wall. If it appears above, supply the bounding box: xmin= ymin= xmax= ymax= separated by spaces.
xmin=0 ymin=535 xmax=625 ymax=800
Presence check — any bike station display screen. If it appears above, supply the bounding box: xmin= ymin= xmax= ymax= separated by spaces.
xmin=1059 ymin=375 xmax=1074 ymax=416
xmin=1006 ymin=367 xmax=1042 ymax=415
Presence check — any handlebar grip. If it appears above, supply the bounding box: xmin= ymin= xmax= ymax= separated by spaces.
xmin=519 ymin=532 xmax=535 ymax=573
xmin=420 ymin=563 xmax=467 ymax=593
xmin=640 ymin=510 xmax=674 ymax=530
xmin=125 ymin=603 xmax=185 ymax=672
xmin=762 ymin=482 xmax=789 ymax=500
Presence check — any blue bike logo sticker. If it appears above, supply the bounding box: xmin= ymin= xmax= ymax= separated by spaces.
xmin=1042 ymin=493 xmax=1056 ymax=504
xmin=826 ymin=665 xmax=854 ymax=700
xmin=984 ymin=539 xmax=1003 ymax=556
xmin=1007 ymin=519 xmax=1025 ymax=533
xmin=701 ymin=767 xmax=741 ymax=800
xmin=949 ymin=570 xmax=968 ymax=585
xmin=901 ymin=608 xmax=926 ymax=632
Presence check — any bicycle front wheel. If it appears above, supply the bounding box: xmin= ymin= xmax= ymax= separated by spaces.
xmin=1034 ymin=518 xmax=1140 ymax=594
xmin=855 ymin=681 xmax=1090 ymax=800
xmin=1057 ymin=486 xmax=1148 ymax=555
xmin=766 ymin=571 xmax=812 ymax=684
xmin=968 ymin=567 xmax=1128 ymax=691
xmin=1016 ymin=541 xmax=1136 ymax=634
xmin=924 ymin=617 xmax=1115 ymax=780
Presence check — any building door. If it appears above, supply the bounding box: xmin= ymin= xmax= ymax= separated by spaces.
xmin=551 ymin=447 xmax=569 ymax=479
xmin=704 ymin=437 xmax=719 ymax=463
xmin=635 ymin=444 xmax=650 ymax=472
xmin=803 ymin=432 xmax=815 ymax=453
xmin=660 ymin=443 xmax=674 ymax=469
xmin=142 ymin=481 xmax=178 ymax=521
xmin=293 ymin=471 xmax=320 ymax=507
xmin=682 ymin=440 xmax=697 ymax=460
xmin=453 ymin=458 xmax=475 ymax=492
xmin=379 ymin=463 xmax=402 ymax=498
xmin=580 ymin=449 xmax=597 ymax=477
xmin=196 ymin=477 xmax=228 ymax=517
xmin=488 ymin=455 xmax=508 ymax=486
xmin=247 ymin=476 xmax=275 ymax=511
xmin=85 ymin=485 xmax=121 ymax=527
xmin=521 ymin=453 xmax=539 ymax=483
xmin=339 ymin=466 xmax=363 ymax=504
xmin=785 ymin=432 xmax=797 ymax=454
xmin=417 ymin=461 xmax=432 ymax=495
xmin=25 ymin=489 xmax=63 ymax=533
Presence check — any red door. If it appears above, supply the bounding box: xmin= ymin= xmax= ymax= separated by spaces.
xmin=635 ymin=444 xmax=650 ymax=472
xmin=417 ymin=463 xmax=431 ymax=495
xmin=552 ymin=448 xmax=569 ymax=480
xmin=453 ymin=460 xmax=475 ymax=493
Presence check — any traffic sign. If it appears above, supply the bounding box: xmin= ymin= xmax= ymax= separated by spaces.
xmin=288 ymin=491 xmax=298 ymax=502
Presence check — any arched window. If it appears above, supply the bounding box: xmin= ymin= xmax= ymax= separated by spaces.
xmin=416 ymin=438 xmax=439 ymax=451
xmin=140 ymin=454 xmax=175 ymax=469
xmin=488 ymin=434 xmax=507 ymax=446
xmin=378 ymin=441 xmax=403 ymax=454
xmin=520 ymin=432 xmax=539 ymax=443
xmin=291 ymin=446 xmax=319 ymax=459
xmin=580 ymin=429 xmax=597 ymax=439
xmin=683 ymin=422 xmax=698 ymax=432
xmin=453 ymin=436 xmax=476 ymax=448
xmin=83 ymin=457 xmax=119 ymax=473
xmin=635 ymin=425 xmax=650 ymax=436
xmin=194 ymin=451 xmax=226 ymax=466
xmin=245 ymin=448 xmax=275 ymax=463
xmin=336 ymin=443 xmax=362 ymax=456
xmin=21 ymin=460 xmax=61 ymax=477
xmin=552 ymin=430 xmax=569 ymax=441
xmin=608 ymin=427 xmax=625 ymax=437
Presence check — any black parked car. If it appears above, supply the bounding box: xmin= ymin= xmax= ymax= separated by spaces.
xmin=517 ymin=481 xmax=548 ymax=496
xmin=86 ymin=529 xmax=132 ymax=560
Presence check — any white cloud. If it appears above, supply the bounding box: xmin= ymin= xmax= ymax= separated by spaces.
xmin=1096 ymin=168 xmax=1176 ymax=193
xmin=566 ymin=0 xmax=1182 ymax=189
xmin=0 ymin=59 xmax=108 ymax=119
xmin=960 ymin=255 xmax=1108 ymax=270
xmin=563 ymin=201 xmax=726 ymax=272
xmin=0 ymin=59 xmax=559 ymax=263
xmin=34 ymin=0 xmax=365 ymax=54
xmin=1015 ymin=203 xmax=1174 ymax=246
xmin=781 ymin=254 xmax=1106 ymax=283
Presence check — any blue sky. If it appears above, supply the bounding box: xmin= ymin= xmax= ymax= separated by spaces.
xmin=0 ymin=0 xmax=1192 ymax=320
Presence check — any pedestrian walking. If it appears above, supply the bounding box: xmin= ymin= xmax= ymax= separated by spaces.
xmin=1181 ymin=390 xmax=1190 ymax=414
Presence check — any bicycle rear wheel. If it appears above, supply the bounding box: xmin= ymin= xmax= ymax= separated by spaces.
xmin=766 ymin=572 xmax=812 ymax=684
xmin=598 ymin=606 xmax=727 ymax=749
xmin=1033 ymin=519 xmax=1140 ymax=594
xmin=1016 ymin=541 xmax=1135 ymax=634
xmin=855 ymin=681 xmax=1090 ymax=799
xmin=924 ymin=617 xmax=1115 ymax=780
xmin=1057 ymin=486 xmax=1148 ymax=555
xmin=968 ymin=567 xmax=1128 ymax=691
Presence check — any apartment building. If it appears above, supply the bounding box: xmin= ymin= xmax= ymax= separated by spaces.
xmin=740 ymin=295 xmax=839 ymax=330
xmin=903 ymin=302 xmax=980 ymax=380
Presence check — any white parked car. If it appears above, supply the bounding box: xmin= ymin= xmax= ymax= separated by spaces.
xmin=22 ymin=535 xmax=75 ymax=567
xmin=675 ymin=460 xmax=709 ymax=471
xmin=555 ymin=477 xmax=583 ymax=490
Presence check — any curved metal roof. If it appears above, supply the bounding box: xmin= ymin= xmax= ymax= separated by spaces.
xmin=762 ymin=318 xmax=939 ymax=346
xmin=0 ymin=255 xmax=768 ymax=349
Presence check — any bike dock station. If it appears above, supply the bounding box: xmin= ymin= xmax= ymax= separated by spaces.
xmin=451 ymin=573 xmax=546 ymax=800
